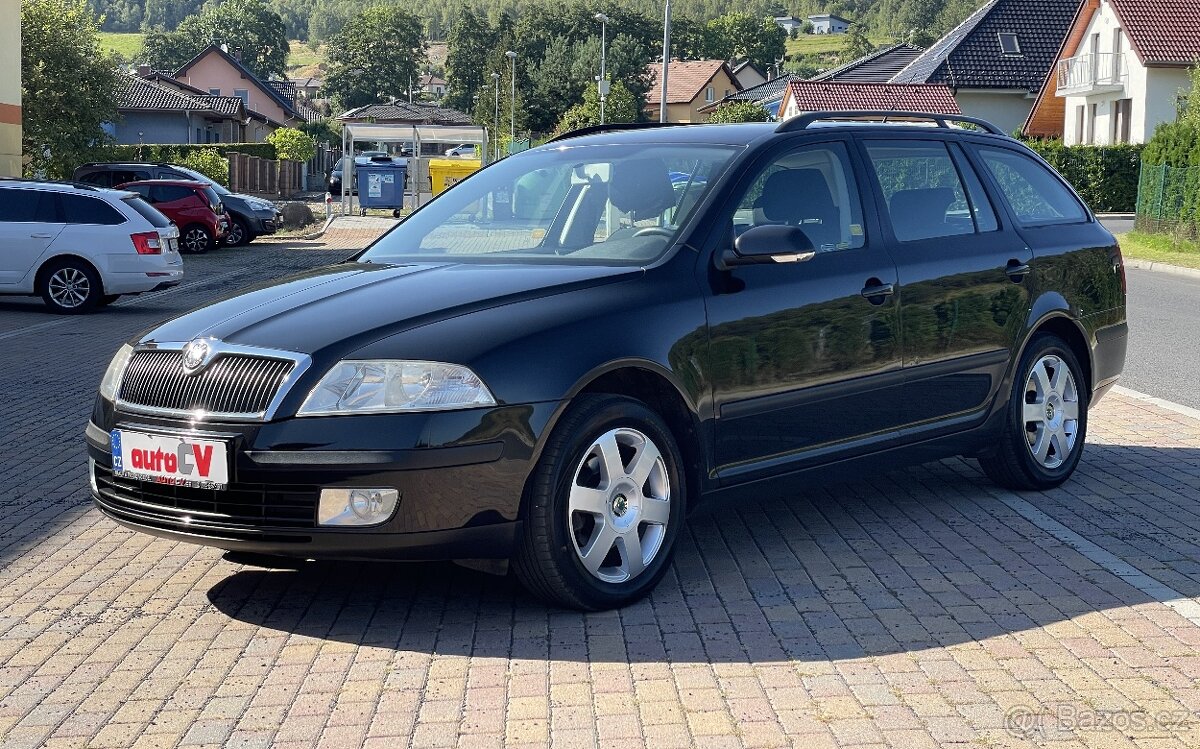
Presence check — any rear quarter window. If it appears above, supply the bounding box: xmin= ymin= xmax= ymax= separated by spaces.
xmin=975 ymin=146 xmax=1087 ymax=226
xmin=122 ymin=197 xmax=172 ymax=228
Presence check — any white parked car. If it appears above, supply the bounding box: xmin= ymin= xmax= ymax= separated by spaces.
xmin=0 ymin=180 xmax=184 ymax=313
xmin=444 ymin=144 xmax=477 ymax=158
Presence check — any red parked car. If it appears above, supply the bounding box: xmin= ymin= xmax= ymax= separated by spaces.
xmin=116 ymin=180 xmax=229 ymax=254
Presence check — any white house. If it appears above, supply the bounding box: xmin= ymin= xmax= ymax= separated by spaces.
xmin=774 ymin=16 xmax=805 ymax=34
xmin=1046 ymin=0 xmax=1198 ymax=145
xmin=808 ymin=14 xmax=851 ymax=34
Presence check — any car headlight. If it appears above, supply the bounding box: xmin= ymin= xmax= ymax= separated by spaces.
xmin=297 ymin=360 xmax=496 ymax=416
xmin=246 ymin=198 xmax=275 ymax=211
xmin=99 ymin=343 xmax=135 ymax=401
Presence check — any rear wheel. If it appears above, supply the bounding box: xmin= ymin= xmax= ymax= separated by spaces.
xmin=514 ymin=394 xmax=685 ymax=610
xmin=181 ymin=224 xmax=212 ymax=254
xmin=39 ymin=259 xmax=102 ymax=314
xmin=978 ymin=334 xmax=1087 ymax=490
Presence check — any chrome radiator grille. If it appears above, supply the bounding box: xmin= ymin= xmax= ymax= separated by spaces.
xmin=118 ymin=349 xmax=296 ymax=418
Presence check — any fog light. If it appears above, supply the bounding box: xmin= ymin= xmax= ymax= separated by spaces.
xmin=318 ymin=488 xmax=399 ymax=527
xmin=88 ymin=458 xmax=99 ymax=496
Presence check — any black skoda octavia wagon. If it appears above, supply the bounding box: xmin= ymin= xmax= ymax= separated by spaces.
xmin=87 ymin=112 xmax=1128 ymax=610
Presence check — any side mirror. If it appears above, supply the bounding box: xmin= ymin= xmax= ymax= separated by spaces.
xmin=720 ymin=224 xmax=816 ymax=268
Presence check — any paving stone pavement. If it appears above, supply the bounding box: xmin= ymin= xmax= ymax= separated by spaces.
xmin=3 ymin=238 xmax=1200 ymax=748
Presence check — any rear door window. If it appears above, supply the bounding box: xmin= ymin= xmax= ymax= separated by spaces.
xmin=975 ymin=146 xmax=1087 ymax=226
xmin=865 ymin=140 xmax=995 ymax=242
xmin=61 ymin=194 xmax=126 ymax=225
xmin=0 ymin=189 xmax=59 ymax=223
xmin=150 ymin=185 xmax=196 ymax=204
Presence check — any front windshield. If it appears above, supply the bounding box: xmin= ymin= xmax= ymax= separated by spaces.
xmin=360 ymin=143 xmax=739 ymax=266
xmin=176 ymin=166 xmax=231 ymax=196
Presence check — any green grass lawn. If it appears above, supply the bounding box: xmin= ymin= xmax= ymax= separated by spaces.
xmin=287 ymin=40 xmax=326 ymax=74
xmin=99 ymin=32 xmax=145 ymax=59
xmin=785 ymin=34 xmax=895 ymax=58
xmin=1118 ymin=230 xmax=1200 ymax=270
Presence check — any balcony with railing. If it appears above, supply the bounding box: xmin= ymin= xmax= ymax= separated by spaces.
xmin=1056 ymin=52 xmax=1127 ymax=95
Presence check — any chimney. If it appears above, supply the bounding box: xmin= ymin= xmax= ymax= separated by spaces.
xmin=137 ymin=64 xmax=152 ymax=78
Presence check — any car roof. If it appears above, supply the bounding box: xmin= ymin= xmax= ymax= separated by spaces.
xmin=77 ymin=162 xmax=178 ymax=169
xmin=0 ymin=177 xmax=115 ymax=194
xmin=117 ymin=179 xmax=207 ymax=187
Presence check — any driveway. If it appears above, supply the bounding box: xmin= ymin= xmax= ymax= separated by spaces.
xmin=3 ymin=237 xmax=1200 ymax=748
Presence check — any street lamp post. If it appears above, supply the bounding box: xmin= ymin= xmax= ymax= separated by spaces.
xmin=491 ymin=71 xmax=500 ymax=161
xmin=505 ymin=51 xmax=517 ymax=149
xmin=594 ymin=13 xmax=609 ymax=124
xmin=659 ymin=0 xmax=672 ymax=123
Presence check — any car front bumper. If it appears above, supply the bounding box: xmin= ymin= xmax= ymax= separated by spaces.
xmin=85 ymin=399 xmax=557 ymax=560
xmin=246 ymin=209 xmax=282 ymax=236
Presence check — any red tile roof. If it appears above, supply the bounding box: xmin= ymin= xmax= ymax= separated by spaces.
xmin=646 ymin=60 xmax=734 ymax=104
xmin=783 ymin=82 xmax=961 ymax=114
xmin=1113 ymin=0 xmax=1200 ymax=64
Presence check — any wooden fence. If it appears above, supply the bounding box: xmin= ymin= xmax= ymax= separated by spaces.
xmin=227 ymin=153 xmax=305 ymax=197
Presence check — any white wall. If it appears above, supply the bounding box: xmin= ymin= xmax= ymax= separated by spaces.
xmin=954 ymin=91 xmax=1035 ymax=135
xmin=1060 ymin=0 xmax=1191 ymax=144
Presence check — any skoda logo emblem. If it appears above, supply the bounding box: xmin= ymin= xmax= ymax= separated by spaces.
xmin=182 ymin=339 xmax=213 ymax=375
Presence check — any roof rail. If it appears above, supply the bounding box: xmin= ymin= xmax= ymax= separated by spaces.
xmin=775 ymin=110 xmax=1005 ymax=136
xmin=547 ymin=121 xmax=687 ymax=144
xmin=0 ymin=177 xmax=100 ymax=191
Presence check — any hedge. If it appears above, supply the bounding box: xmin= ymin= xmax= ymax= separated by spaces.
xmin=1023 ymin=140 xmax=1144 ymax=213
xmin=1136 ymin=121 xmax=1200 ymax=236
xmin=89 ymin=142 xmax=278 ymax=164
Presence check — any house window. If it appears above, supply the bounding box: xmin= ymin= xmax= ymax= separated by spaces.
xmin=1112 ymin=99 xmax=1132 ymax=143
xmin=705 ymin=86 xmax=715 ymax=103
xmin=209 ymin=88 xmax=221 ymax=96
xmin=1088 ymin=102 xmax=1099 ymax=144
xmin=998 ymin=33 xmax=1021 ymax=56
xmin=234 ymin=88 xmax=249 ymax=105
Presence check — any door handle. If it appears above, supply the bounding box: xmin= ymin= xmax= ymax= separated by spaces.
xmin=30 ymin=233 xmax=54 ymax=239
xmin=860 ymin=280 xmax=894 ymax=304
xmin=1005 ymin=260 xmax=1031 ymax=282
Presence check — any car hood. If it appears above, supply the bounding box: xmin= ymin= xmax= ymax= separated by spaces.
xmin=141 ymin=261 xmax=641 ymax=356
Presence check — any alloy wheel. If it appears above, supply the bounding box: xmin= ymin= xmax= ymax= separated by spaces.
xmin=1023 ymin=354 xmax=1080 ymax=470
xmin=47 ymin=267 xmax=91 ymax=309
xmin=227 ymin=221 xmax=244 ymax=245
xmin=183 ymin=228 xmax=210 ymax=253
xmin=568 ymin=427 xmax=671 ymax=584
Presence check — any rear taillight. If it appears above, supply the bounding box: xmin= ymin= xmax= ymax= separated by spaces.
xmin=1114 ymin=242 xmax=1127 ymax=295
xmin=131 ymin=231 xmax=162 ymax=255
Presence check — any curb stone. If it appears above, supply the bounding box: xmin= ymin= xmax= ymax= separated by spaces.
xmin=1123 ymin=258 xmax=1200 ymax=280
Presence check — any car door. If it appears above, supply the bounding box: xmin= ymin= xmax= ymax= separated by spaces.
xmin=149 ymin=185 xmax=197 ymax=225
xmin=0 ymin=189 xmax=64 ymax=287
xmin=701 ymin=138 xmax=904 ymax=480
xmin=858 ymin=137 xmax=1032 ymax=427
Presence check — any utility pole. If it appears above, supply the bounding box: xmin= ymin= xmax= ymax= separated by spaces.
xmin=595 ymin=13 xmax=610 ymax=124
xmin=491 ymin=72 xmax=501 ymax=161
xmin=659 ymin=0 xmax=672 ymax=123
xmin=506 ymin=51 xmax=517 ymax=149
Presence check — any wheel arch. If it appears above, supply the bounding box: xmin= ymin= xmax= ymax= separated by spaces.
xmin=34 ymin=253 xmax=104 ymax=295
xmin=522 ymin=360 xmax=709 ymax=520
xmin=1020 ymin=312 xmax=1093 ymax=395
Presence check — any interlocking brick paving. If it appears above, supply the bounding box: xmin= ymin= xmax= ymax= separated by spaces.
xmin=3 ymin=238 xmax=1200 ymax=748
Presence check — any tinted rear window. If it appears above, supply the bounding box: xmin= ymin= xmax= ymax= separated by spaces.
xmin=976 ymin=146 xmax=1087 ymax=226
xmin=0 ymin=189 xmax=58 ymax=222
xmin=151 ymin=185 xmax=197 ymax=203
xmin=122 ymin=196 xmax=171 ymax=228
xmin=61 ymin=193 xmax=126 ymax=225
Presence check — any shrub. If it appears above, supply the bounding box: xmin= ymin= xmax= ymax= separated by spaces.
xmin=267 ymin=127 xmax=317 ymax=163
xmin=1023 ymin=140 xmax=1144 ymax=213
xmin=179 ymin=148 xmax=229 ymax=186
xmin=705 ymin=101 xmax=771 ymax=124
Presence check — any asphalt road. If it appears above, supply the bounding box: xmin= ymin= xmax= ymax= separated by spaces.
xmin=1122 ymin=267 xmax=1200 ymax=408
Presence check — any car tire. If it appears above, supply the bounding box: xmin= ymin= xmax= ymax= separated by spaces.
xmin=226 ymin=218 xmax=251 ymax=246
xmin=39 ymin=259 xmax=102 ymax=314
xmin=978 ymin=334 xmax=1088 ymax=491
xmin=513 ymin=394 xmax=686 ymax=610
xmin=181 ymin=224 xmax=213 ymax=254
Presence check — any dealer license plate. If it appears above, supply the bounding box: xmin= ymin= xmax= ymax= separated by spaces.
xmin=111 ymin=429 xmax=229 ymax=489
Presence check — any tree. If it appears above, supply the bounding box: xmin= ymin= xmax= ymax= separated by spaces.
xmin=142 ymin=0 xmax=289 ymax=79
xmin=142 ymin=0 xmax=203 ymax=31
xmin=706 ymin=14 xmax=787 ymax=71
xmin=554 ymin=80 xmax=640 ymax=135
xmin=322 ymin=6 xmax=426 ymax=110
xmin=445 ymin=8 xmax=498 ymax=113
xmin=22 ymin=0 xmax=119 ymax=178
xmin=706 ymin=100 xmax=771 ymax=123
xmin=1181 ymin=66 xmax=1200 ymax=128
xmin=267 ymin=127 xmax=317 ymax=162
xmin=844 ymin=23 xmax=875 ymax=61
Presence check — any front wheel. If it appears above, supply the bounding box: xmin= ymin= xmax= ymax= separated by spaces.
xmin=514 ymin=394 xmax=686 ymax=610
xmin=226 ymin=218 xmax=251 ymax=246
xmin=978 ymin=334 xmax=1088 ymax=490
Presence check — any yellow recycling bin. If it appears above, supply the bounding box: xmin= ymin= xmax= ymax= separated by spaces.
xmin=428 ymin=159 xmax=482 ymax=195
